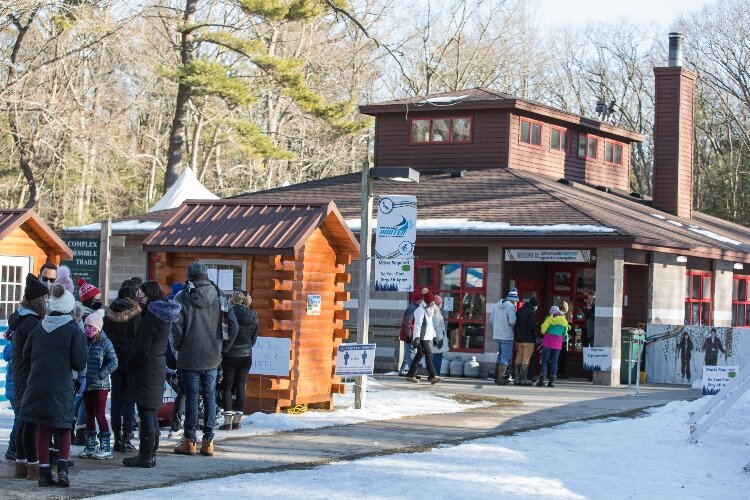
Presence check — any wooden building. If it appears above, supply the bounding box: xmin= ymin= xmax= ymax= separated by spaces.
xmin=142 ymin=199 xmax=359 ymax=413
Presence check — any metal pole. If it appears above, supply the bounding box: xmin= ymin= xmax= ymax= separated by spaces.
xmin=627 ymin=333 xmax=633 ymax=388
xmin=355 ymin=161 xmax=373 ymax=410
xmin=633 ymin=335 xmax=644 ymax=397
xmin=99 ymin=218 xmax=112 ymax=304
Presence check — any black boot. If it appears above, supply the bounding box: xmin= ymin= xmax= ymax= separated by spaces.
xmin=535 ymin=376 xmax=546 ymax=387
xmin=113 ymin=429 xmax=122 ymax=453
xmin=548 ymin=376 xmax=556 ymax=388
xmin=494 ymin=364 xmax=509 ymax=385
xmin=122 ymin=432 xmax=136 ymax=452
xmin=38 ymin=465 xmax=57 ymax=487
xmin=56 ymin=460 xmax=70 ymax=487
xmin=123 ymin=436 xmax=155 ymax=468
xmin=520 ymin=364 xmax=533 ymax=386
xmin=513 ymin=364 xmax=521 ymax=385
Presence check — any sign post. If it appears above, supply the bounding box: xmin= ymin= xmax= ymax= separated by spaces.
xmin=374 ymin=195 xmax=417 ymax=291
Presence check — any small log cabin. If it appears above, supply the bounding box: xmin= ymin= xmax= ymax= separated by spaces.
xmin=142 ymin=199 xmax=359 ymax=413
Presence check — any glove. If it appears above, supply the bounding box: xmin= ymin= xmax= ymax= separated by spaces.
xmin=411 ymin=338 xmax=420 ymax=348
xmin=432 ymin=338 xmax=438 ymax=348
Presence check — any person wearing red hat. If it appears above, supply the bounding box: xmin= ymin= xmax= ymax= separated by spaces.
xmin=405 ymin=292 xmax=442 ymax=384
xmin=77 ymin=278 xmax=102 ymax=316
xmin=398 ymin=291 xmax=423 ymax=376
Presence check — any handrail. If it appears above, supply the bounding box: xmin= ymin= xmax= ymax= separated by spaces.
xmin=686 ymin=368 xmax=750 ymax=444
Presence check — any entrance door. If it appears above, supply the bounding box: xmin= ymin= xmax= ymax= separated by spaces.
xmin=623 ymin=265 xmax=648 ymax=327
xmin=0 ymin=256 xmax=31 ymax=327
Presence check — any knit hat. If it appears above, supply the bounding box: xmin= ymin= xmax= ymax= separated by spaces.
xmin=187 ymin=262 xmax=208 ymax=281
xmin=55 ymin=265 xmax=75 ymax=293
xmin=77 ymin=278 xmax=100 ymax=302
xmin=433 ymin=295 xmax=443 ymax=307
xmin=506 ymin=288 xmax=519 ymax=302
xmin=48 ymin=283 xmax=76 ymax=314
xmin=549 ymin=306 xmax=561 ymax=316
xmin=24 ymin=273 xmax=49 ymax=301
xmin=411 ymin=291 xmax=423 ymax=303
xmin=84 ymin=310 xmax=104 ymax=331
xmin=423 ymin=292 xmax=436 ymax=305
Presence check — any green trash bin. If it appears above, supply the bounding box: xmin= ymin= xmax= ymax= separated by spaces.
xmin=620 ymin=328 xmax=643 ymax=384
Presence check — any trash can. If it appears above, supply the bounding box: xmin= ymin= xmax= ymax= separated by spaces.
xmin=620 ymin=328 xmax=643 ymax=384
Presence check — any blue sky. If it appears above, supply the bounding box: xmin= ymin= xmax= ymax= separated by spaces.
xmin=534 ymin=0 xmax=713 ymax=27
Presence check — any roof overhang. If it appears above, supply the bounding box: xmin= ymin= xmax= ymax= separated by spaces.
xmin=0 ymin=209 xmax=73 ymax=260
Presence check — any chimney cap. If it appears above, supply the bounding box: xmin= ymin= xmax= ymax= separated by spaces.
xmin=668 ymin=32 xmax=684 ymax=67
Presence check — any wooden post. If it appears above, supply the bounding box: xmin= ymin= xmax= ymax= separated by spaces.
xmin=99 ymin=218 xmax=112 ymax=304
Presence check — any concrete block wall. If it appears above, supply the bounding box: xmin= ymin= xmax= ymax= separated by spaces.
xmin=593 ymin=247 xmax=624 ymax=386
xmin=648 ymin=252 xmax=686 ymax=325
xmin=713 ymin=260 xmax=734 ymax=327
xmin=107 ymin=236 xmax=148 ymax=298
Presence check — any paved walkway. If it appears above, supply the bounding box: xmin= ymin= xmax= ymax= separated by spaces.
xmin=0 ymin=377 xmax=700 ymax=499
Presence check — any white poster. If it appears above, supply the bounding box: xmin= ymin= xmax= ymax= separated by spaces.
xmin=443 ymin=296 xmax=454 ymax=313
xmin=375 ymin=195 xmax=417 ymax=292
xmin=250 ymin=336 xmax=292 ymax=377
xmin=582 ymin=347 xmax=612 ymax=371
xmin=335 ymin=343 xmax=376 ymax=375
xmin=505 ymin=249 xmax=592 ymax=263
xmin=306 ymin=294 xmax=321 ymax=316
xmin=218 ymin=269 xmax=234 ymax=291
xmin=702 ymin=366 xmax=739 ymax=395
xmin=207 ymin=268 xmax=218 ymax=283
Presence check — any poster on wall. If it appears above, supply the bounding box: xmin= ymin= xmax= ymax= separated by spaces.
xmin=306 ymin=294 xmax=321 ymax=316
xmin=702 ymin=366 xmax=738 ymax=395
xmin=374 ymin=195 xmax=417 ymax=292
xmin=250 ymin=336 xmax=291 ymax=377
xmin=582 ymin=347 xmax=612 ymax=371
xmin=645 ymin=325 xmax=748 ymax=385
xmin=59 ymin=238 xmax=100 ymax=296
xmin=335 ymin=344 xmax=376 ymax=375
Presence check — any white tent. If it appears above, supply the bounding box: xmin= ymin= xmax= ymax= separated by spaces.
xmin=149 ymin=167 xmax=219 ymax=212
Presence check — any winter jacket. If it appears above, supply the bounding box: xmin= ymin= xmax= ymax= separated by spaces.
xmin=171 ymin=280 xmax=238 ymax=371
xmin=3 ymin=342 xmax=13 ymax=404
xmin=540 ymin=314 xmax=569 ymax=351
xmin=20 ymin=313 xmax=87 ymax=428
xmin=514 ymin=303 xmax=538 ymax=344
xmin=412 ymin=303 xmax=436 ymax=342
xmin=490 ymin=300 xmax=517 ymax=341
xmin=430 ymin=308 xmax=449 ymax=355
xmin=128 ymin=299 xmax=181 ymax=410
xmin=84 ymin=332 xmax=118 ymax=391
xmin=225 ymin=304 xmax=258 ymax=358
xmin=8 ymin=307 xmax=42 ymax=409
xmin=104 ymin=298 xmax=141 ymax=373
xmin=400 ymin=301 xmax=420 ymax=342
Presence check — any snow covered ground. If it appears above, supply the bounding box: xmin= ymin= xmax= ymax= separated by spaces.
xmin=96 ymin=391 xmax=750 ymax=500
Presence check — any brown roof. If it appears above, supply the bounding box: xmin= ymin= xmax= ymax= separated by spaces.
xmin=0 ymin=209 xmax=74 ymax=259
xmin=142 ymin=200 xmax=360 ymax=257
xmin=359 ymin=87 xmax=645 ymax=142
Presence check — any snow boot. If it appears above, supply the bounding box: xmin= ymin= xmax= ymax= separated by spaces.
xmin=405 ymin=376 xmax=419 ymax=383
xmin=232 ymin=413 xmax=243 ymax=430
xmin=495 ymin=364 xmax=509 ymax=385
xmin=14 ymin=460 xmax=28 ymax=478
xmin=73 ymin=426 xmax=86 ymax=446
xmin=513 ymin=364 xmax=521 ymax=385
xmin=122 ymin=432 xmax=136 ymax=452
xmin=112 ymin=429 xmax=122 ymax=452
xmin=173 ymin=437 xmax=196 ymax=455
xmin=93 ymin=432 xmax=113 ymax=459
xmin=37 ymin=466 xmax=57 ymax=487
xmin=548 ymin=376 xmax=556 ymax=388
xmin=79 ymin=432 xmax=97 ymax=458
xmin=56 ymin=460 xmax=70 ymax=487
xmin=123 ymin=435 xmax=155 ymax=468
xmin=430 ymin=376 xmax=443 ymax=385
xmin=26 ymin=461 xmax=39 ymax=480
xmin=520 ymin=364 xmax=533 ymax=386
xmin=200 ymin=438 xmax=214 ymax=457
xmin=219 ymin=411 xmax=234 ymax=431
xmin=535 ymin=376 xmax=546 ymax=387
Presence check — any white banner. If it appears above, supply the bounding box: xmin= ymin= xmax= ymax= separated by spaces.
xmin=504 ymin=249 xmax=592 ymax=262
xmin=250 ymin=336 xmax=291 ymax=377
xmin=375 ymin=195 xmax=417 ymax=291
xmin=583 ymin=347 xmax=612 ymax=371
xmin=335 ymin=343 xmax=376 ymax=375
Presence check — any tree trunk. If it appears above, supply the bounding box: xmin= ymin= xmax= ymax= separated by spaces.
xmin=164 ymin=0 xmax=197 ymax=193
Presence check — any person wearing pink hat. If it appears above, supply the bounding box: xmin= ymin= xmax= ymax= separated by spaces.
xmin=405 ymin=292 xmax=442 ymax=384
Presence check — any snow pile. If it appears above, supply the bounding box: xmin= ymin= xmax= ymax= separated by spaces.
xmin=418 ymin=95 xmax=469 ymax=105
xmin=99 ymin=392 xmax=750 ymax=499
xmin=347 ymin=218 xmax=617 ymax=234
xmin=688 ymin=227 xmax=742 ymax=246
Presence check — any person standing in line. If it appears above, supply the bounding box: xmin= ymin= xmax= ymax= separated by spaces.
xmin=490 ymin=288 xmax=519 ymax=385
xmin=171 ymin=263 xmax=238 ymax=457
xmin=536 ymin=306 xmax=569 ymax=388
xmin=123 ymin=281 xmax=181 ymax=468
xmin=9 ymin=274 xmax=48 ymax=480
xmin=430 ymin=295 xmax=449 ymax=375
xmin=702 ymin=328 xmax=726 ymax=366
xmin=3 ymin=333 xmax=15 ymax=460
xmin=38 ymin=263 xmax=58 ymax=288
xmin=219 ymin=290 xmax=257 ymax=431
xmin=78 ymin=312 xmax=118 ymax=460
xmin=398 ymin=291 xmax=423 ymax=376
xmin=405 ymin=292 xmax=442 ymax=384
xmin=676 ymin=331 xmax=694 ymax=381
xmin=513 ymin=297 xmax=539 ymax=386
xmin=166 ymin=282 xmax=186 ymax=438
xmin=104 ymin=286 xmax=141 ymax=452
xmin=21 ymin=283 xmax=87 ymax=487
xmin=77 ymin=279 xmax=103 ymax=318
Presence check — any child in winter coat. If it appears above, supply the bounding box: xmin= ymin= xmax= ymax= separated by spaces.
xmin=536 ymin=306 xmax=569 ymax=388
xmin=79 ymin=312 xmax=118 ymax=460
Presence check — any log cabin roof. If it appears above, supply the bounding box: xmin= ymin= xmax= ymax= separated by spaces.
xmin=0 ymin=209 xmax=73 ymax=259
xmin=142 ymin=199 xmax=360 ymax=257
xmin=359 ymin=87 xmax=645 ymax=142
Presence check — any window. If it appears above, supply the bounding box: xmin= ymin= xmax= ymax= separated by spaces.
xmin=199 ymin=259 xmax=246 ymax=293
xmin=578 ymin=134 xmax=598 ymax=159
xmin=0 ymin=256 xmax=30 ymax=323
xmin=732 ymin=276 xmax=750 ymax=326
xmin=685 ymin=271 xmax=712 ymax=326
xmin=605 ymin=141 xmax=624 ymax=165
xmin=550 ymin=127 xmax=568 ymax=152
xmin=520 ymin=118 xmax=542 ymax=147
xmin=415 ymin=261 xmax=487 ymax=352
xmin=409 ymin=117 xmax=472 ymax=144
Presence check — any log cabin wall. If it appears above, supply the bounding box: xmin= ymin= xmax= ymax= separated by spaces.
xmin=0 ymin=225 xmax=62 ymax=275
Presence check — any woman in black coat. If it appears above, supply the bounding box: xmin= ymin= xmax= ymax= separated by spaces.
xmin=123 ymin=280 xmax=180 ymax=468
xmin=21 ymin=283 xmax=88 ymax=487
xmin=104 ymin=286 xmax=141 ymax=452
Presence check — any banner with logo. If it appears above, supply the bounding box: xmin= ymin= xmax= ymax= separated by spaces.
xmin=374 ymin=195 xmax=417 ymax=292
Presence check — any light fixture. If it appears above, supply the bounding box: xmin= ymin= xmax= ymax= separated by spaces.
xmin=734 ymin=263 xmax=744 ymax=270
xmin=676 ymin=255 xmax=688 ymax=263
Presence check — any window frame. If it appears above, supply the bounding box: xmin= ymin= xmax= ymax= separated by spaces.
xmin=732 ymin=275 xmax=750 ymax=326
xmin=549 ymin=126 xmax=569 ymax=153
xmin=604 ymin=140 xmax=625 ymax=166
xmin=408 ymin=116 xmax=473 ymax=144
xmin=198 ymin=258 xmax=247 ymax=293
xmin=578 ymin=133 xmax=599 ymax=160
xmin=519 ymin=117 xmax=543 ymax=148
xmin=685 ymin=270 xmax=713 ymax=326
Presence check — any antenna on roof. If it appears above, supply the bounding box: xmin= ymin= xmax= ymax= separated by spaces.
xmin=595 ymin=98 xmax=617 ymax=122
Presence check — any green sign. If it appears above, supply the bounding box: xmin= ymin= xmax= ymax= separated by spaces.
xmin=60 ymin=238 xmax=100 ymax=295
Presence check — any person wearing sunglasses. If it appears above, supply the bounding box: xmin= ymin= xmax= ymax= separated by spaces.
xmin=38 ymin=263 xmax=58 ymax=288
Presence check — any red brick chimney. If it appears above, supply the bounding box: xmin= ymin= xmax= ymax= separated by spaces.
xmin=652 ymin=32 xmax=697 ymax=218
